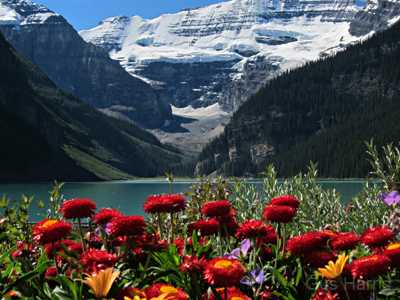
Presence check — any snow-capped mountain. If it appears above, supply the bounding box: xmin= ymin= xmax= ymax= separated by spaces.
xmin=79 ymin=0 xmax=383 ymax=111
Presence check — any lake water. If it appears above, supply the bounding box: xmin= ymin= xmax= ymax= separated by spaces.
xmin=0 ymin=180 xmax=374 ymax=222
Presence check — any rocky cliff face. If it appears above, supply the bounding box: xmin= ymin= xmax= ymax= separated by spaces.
xmin=350 ymin=0 xmax=400 ymax=36
xmin=0 ymin=0 xmax=172 ymax=128
xmin=80 ymin=0 xmax=373 ymax=114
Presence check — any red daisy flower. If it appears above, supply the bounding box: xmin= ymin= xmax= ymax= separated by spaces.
xmin=361 ymin=225 xmax=394 ymax=249
xmin=303 ymin=250 xmax=338 ymax=269
xmin=60 ymin=198 xmax=97 ymax=220
xmin=216 ymin=209 xmax=236 ymax=223
xmin=350 ymin=254 xmax=391 ymax=280
xmin=117 ymin=287 xmax=147 ymax=300
xmin=236 ymin=220 xmax=275 ymax=239
xmin=330 ymin=232 xmax=360 ymax=251
xmin=286 ymin=232 xmax=326 ymax=256
xmin=92 ymin=208 xmax=123 ymax=226
xmin=205 ymin=286 xmax=251 ymax=300
xmin=45 ymin=267 xmax=58 ymax=289
xmin=383 ymin=242 xmax=400 ymax=266
xmin=108 ymin=215 xmax=146 ymax=237
xmin=263 ymin=205 xmax=296 ymax=223
xmin=203 ymin=258 xmax=246 ymax=287
xmin=11 ymin=241 xmax=36 ymax=258
xmin=260 ymin=245 xmax=274 ymax=260
xmin=143 ymin=195 xmax=172 ymax=214
xmin=187 ymin=219 xmax=220 ymax=236
xmin=44 ymin=240 xmax=81 ymax=263
xmin=179 ymin=254 xmax=206 ymax=274
xmin=79 ymin=248 xmax=120 ymax=274
xmin=32 ymin=219 xmax=73 ymax=244
xmin=144 ymin=283 xmax=189 ymax=300
xmin=129 ymin=248 xmax=148 ymax=269
xmin=164 ymin=194 xmax=187 ymax=212
xmin=311 ymin=289 xmax=339 ymax=300
xmin=318 ymin=230 xmax=338 ymax=243
xmin=270 ymin=195 xmax=301 ymax=209
xmin=259 ymin=233 xmax=278 ymax=246
xmin=136 ymin=233 xmax=168 ymax=252
xmin=202 ymin=200 xmax=232 ymax=218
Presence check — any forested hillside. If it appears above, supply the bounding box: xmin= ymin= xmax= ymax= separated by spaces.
xmin=197 ymin=20 xmax=400 ymax=178
xmin=0 ymin=32 xmax=182 ymax=182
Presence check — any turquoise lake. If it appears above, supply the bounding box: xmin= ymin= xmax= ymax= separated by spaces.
xmin=0 ymin=180 xmax=377 ymax=222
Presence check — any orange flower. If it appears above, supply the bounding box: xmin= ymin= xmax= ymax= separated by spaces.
xmin=76 ymin=267 xmax=120 ymax=300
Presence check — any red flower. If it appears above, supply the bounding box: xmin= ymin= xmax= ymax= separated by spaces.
xmin=79 ymin=248 xmax=120 ymax=274
xmin=44 ymin=240 xmax=82 ymax=263
xmin=263 ymin=205 xmax=296 ymax=223
xmin=60 ymin=198 xmax=97 ymax=220
xmin=203 ymin=258 xmax=246 ymax=287
xmin=136 ymin=233 xmax=168 ymax=252
xmin=179 ymin=254 xmax=206 ymax=274
xmin=45 ymin=267 xmax=58 ymax=289
xmin=143 ymin=195 xmax=171 ymax=214
xmin=330 ymin=232 xmax=360 ymax=251
xmin=337 ymin=282 xmax=371 ymax=300
xmin=202 ymin=201 xmax=232 ymax=218
xmin=236 ymin=220 xmax=275 ymax=239
xmin=92 ymin=208 xmax=123 ymax=226
xmin=311 ymin=289 xmax=339 ymax=300
xmin=11 ymin=241 xmax=36 ymax=258
xmin=350 ymin=254 xmax=391 ymax=280
xmin=117 ymin=287 xmax=147 ymax=300
xmin=187 ymin=219 xmax=220 ymax=236
xmin=204 ymin=286 xmax=251 ymax=300
xmin=144 ymin=283 xmax=189 ymax=300
xmin=164 ymin=194 xmax=187 ymax=212
xmin=129 ymin=248 xmax=148 ymax=269
xmin=286 ymin=232 xmax=326 ymax=256
xmin=220 ymin=218 xmax=239 ymax=237
xmin=270 ymin=195 xmax=301 ymax=209
xmin=383 ymin=242 xmax=400 ymax=266
xmin=361 ymin=225 xmax=394 ymax=249
xmin=32 ymin=219 xmax=72 ymax=244
xmin=303 ymin=250 xmax=338 ymax=269
xmin=108 ymin=215 xmax=146 ymax=237
xmin=259 ymin=233 xmax=278 ymax=246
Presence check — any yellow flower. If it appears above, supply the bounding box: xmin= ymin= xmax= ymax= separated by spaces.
xmin=316 ymin=252 xmax=349 ymax=279
xmin=150 ymin=293 xmax=175 ymax=300
xmin=76 ymin=267 xmax=120 ymax=300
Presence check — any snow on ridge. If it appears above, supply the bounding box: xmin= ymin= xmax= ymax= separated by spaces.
xmin=0 ymin=1 xmax=59 ymax=25
xmin=172 ymin=103 xmax=229 ymax=117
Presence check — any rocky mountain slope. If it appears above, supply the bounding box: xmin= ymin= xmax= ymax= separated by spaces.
xmin=0 ymin=31 xmax=182 ymax=182
xmin=0 ymin=0 xmax=172 ymax=128
xmin=196 ymin=18 xmax=400 ymax=178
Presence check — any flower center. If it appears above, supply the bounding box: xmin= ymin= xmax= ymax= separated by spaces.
xmin=231 ymin=298 xmax=245 ymax=300
xmin=214 ymin=260 xmax=235 ymax=270
xmin=160 ymin=286 xmax=179 ymax=295
xmin=42 ymin=220 xmax=58 ymax=228
xmin=388 ymin=243 xmax=400 ymax=250
xmin=364 ymin=257 xmax=378 ymax=261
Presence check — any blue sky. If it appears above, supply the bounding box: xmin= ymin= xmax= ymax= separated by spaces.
xmin=36 ymin=0 xmax=226 ymax=31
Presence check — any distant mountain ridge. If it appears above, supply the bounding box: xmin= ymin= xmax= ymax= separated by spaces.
xmin=0 ymin=31 xmax=182 ymax=182
xmin=195 ymin=18 xmax=400 ymax=178
xmin=0 ymin=0 xmax=172 ymax=128
xmin=79 ymin=0 xmax=380 ymax=113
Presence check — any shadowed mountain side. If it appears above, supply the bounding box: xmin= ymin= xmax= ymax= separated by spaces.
xmin=0 ymin=32 xmax=182 ymax=182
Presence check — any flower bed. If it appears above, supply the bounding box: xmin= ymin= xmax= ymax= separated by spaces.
xmin=1 ymin=141 xmax=400 ymax=300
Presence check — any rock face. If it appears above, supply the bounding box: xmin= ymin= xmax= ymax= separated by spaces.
xmin=0 ymin=0 xmax=172 ymax=128
xmin=80 ymin=0 xmax=375 ymax=114
xmin=349 ymin=0 xmax=400 ymax=36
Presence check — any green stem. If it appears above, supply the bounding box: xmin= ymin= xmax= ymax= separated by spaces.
xmin=77 ymin=218 xmax=86 ymax=252
xmin=336 ymin=276 xmax=350 ymax=300
xmin=274 ymin=224 xmax=281 ymax=270
xmin=191 ymin=272 xmax=202 ymax=300
xmin=253 ymin=237 xmax=258 ymax=270
xmin=52 ymin=242 xmax=60 ymax=275
xmin=169 ymin=211 xmax=175 ymax=243
xmin=140 ymin=251 xmax=153 ymax=280
xmin=157 ymin=212 xmax=163 ymax=241
xmin=281 ymin=223 xmax=286 ymax=264
xmin=124 ymin=235 xmax=131 ymax=264
xmin=225 ymin=286 xmax=228 ymax=300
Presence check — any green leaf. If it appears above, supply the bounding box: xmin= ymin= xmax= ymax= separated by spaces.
xmin=273 ymin=269 xmax=288 ymax=287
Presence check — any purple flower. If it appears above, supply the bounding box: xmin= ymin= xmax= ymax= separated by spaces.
xmin=223 ymin=239 xmax=251 ymax=259
xmin=378 ymin=191 xmax=400 ymax=206
xmin=241 ymin=269 xmax=266 ymax=285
